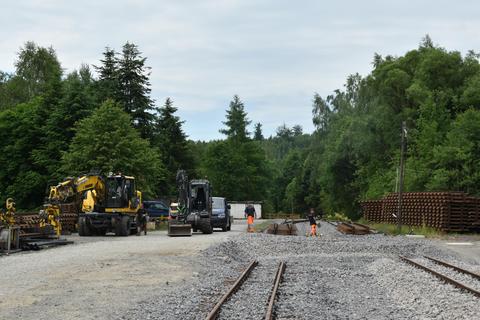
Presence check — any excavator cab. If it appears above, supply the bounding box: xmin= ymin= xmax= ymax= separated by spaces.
xmin=105 ymin=175 xmax=138 ymax=209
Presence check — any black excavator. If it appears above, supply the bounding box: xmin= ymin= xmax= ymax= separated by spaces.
xmin=168 ymin=170 xmax=213 ymax=236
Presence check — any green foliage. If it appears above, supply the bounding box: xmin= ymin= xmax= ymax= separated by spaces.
xmin=0 ymin=99 xmax=45 ymax=208
xmin=220 ymin=95 xmax=251 ymax=142
xmin=95 ymin=43 xmax=155 ymax=139
xmin=61 ymin=100 xmax=166 ymax=198
xmin=203 ymin=140 xmax=270 ymax=200
xmin=95 ymin=47 xmax=118 ymax=101
xmin=429 ymin=109 xmax=480 ymax=194
xmin=253 ymin=122 xmax=264 ymax=141
xmin=153 ymin=98 xmax=195 ymax=195
xmin=14 ymin=42 xmax=62 ymax=103
xmin=359 ymin=219 xmax=440 ymax=237
xmin=204 ymin=97 xmax=270 ymax=201
xmin=116 ymin=43 xmax=155 ymax=138
xmin=2 ymin=38 xmax=480 ymax=217
xmin=303 ymin=38 xmax=480 ymax=219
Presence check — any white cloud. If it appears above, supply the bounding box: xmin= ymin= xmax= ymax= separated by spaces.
xmin=1 ymin=0 xmax=480 ymax=140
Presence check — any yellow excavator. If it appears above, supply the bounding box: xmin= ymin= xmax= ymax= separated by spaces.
xmin=78 ymin=173 xmax=142 ymax=236
xmin=1 ymin=198 xmax=16 ymax=227
xmin=40 ymin=178 xmax=76 ymax=236
xmin=43 ymin=172 xmax=142 ymax=237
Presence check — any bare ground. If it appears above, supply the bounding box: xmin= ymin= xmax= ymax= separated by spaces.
xmin=0 ymin=222 xmax=249 ymax=320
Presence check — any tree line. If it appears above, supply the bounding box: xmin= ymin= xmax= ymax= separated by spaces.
xmin=1 ymin=37 xmax=480 ymax=219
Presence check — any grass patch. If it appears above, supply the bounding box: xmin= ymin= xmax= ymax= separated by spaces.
xmin=254 ymin=220 xmax=274 ymax=233
xmin=325 ymin=212 xmax=350 ymax=222
xmin=356 ymin=217 xmax=442 ymax=237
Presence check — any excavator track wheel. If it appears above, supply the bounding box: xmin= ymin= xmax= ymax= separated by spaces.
xmin=78 ymin=217 xmax=92 ymax=236
xmin=115 ymin=216 xmax=130 ymax=236
xmin=199 ymin=218 xmax=213 ymax=234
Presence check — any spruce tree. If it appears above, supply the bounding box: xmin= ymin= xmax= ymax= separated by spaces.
xmin=220 ymin=95 xmax=251 ymax=141
xmin=253 ymin=122 xmax=264 ymax=141
xmin=205 ymin=97 xmax=271 ymax=201
xmin=292 ymin=125 xmax=303 ymax=136
xmin=94 ymin=47 xmax=118 ymax=101
xmin=116 ymin=42 xmax=155 ymax=139
xmin=154 ymin=98 xmax=195 ymax=195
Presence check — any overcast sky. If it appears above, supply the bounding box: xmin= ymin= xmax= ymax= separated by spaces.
xmin=1 ymin=1 xmax=479 ymax=140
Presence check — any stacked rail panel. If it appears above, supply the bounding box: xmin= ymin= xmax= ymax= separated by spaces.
xmin=361 ymin=192 xmax=480 ymax=232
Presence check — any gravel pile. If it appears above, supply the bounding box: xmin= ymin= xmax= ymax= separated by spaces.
xmin=124 ymin=222 xmax=480 ymax=319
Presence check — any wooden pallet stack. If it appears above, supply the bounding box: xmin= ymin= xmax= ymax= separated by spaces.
xmin=361 ymin=192 xmax=480 ymax=232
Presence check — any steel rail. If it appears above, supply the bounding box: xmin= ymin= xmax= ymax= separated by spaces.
xmin=205 ymin=260 xmax=258 ymax=320
xmin=325 ymin=220 xmax=338 ymax=227
xmin=424 ymin=255 xmax=480 ymax=281
xmin=265 ymin=261 xmax=286 ymax=320
xmin=399 ymin=256 xmax=480 ymax=298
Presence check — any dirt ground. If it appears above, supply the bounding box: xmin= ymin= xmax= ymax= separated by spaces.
xmin=0 ymin=220 xmax=252 ymax=320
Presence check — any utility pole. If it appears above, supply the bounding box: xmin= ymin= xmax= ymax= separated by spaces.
xmin=397 ymin=121 xmax=407 ymax=233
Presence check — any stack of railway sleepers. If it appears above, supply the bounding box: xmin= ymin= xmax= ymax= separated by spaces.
xmin=59 ymin=202 xmax=78 ymax=232
xmin=14 ymin=203 xmax=78 ymax=234
xmin=361 ymin=192 xmax=480 ymax=232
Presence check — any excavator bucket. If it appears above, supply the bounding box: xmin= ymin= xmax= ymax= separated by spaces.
xmin=168 ymin=221 xmax=192 ymax=236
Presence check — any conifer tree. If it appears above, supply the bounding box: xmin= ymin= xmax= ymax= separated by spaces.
xmin=254 ymin=122 xmax=264 ymax=141
xmin=116 ymin=42 xmax=155 ymax=139
xmin=95 ymin=47 xmax=118 ymax=101
xmin=220 ymin=95 xmax=251 ymax=141
xmin=154 ymin=98 xmax=195 ymax=195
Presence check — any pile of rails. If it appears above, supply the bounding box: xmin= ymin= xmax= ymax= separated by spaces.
xmin=336 ymin=222 xmax=371 ymax=235
xmin=361 ymin=192 xmax=480 ymax=232
xmin=15 ymin=203 xmax=78 ymax=235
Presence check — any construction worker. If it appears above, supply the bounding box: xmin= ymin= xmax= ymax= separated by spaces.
xmin=307 ymin=208 xmax=317 ymax=237
xmin=136 ymin=205 xmax=148 ymax=236
xmin=244 ymin=203 xmax=256 ymax=233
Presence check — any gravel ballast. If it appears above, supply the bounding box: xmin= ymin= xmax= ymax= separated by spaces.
xmin=124 ymin=222 xmax=480 ymax=320
xmin=2 ymin=221 xmax=478 ymax=320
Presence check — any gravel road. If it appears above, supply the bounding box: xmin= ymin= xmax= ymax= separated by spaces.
xmin=0 ymin=222 xmax=248 ymax=320
xmin=1 ymin=220 xmax=479 ymax=320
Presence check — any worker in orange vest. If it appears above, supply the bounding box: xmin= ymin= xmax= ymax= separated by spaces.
xmin=307 ymin=208 xmax=317 ymax=236
xmin=244 ymin=203 xmax=257 ymax=233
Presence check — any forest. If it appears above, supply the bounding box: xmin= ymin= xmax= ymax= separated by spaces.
xmin=1 ymin=36 xmax=479 ymax=218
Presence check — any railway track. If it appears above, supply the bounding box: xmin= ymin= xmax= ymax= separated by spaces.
xmin=400 ymin=255 xmax=480 ymax=298
xmin=205 ymin=260 xmax=286 ymax=320
xmin=325 ymin=220 xmax=373 ymax=235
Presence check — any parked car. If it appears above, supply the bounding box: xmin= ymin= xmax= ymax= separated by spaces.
xmin=211 ymin=197 xmax=232 ymax=231
xmin=143 ymin=200 xmax=169 ymax=219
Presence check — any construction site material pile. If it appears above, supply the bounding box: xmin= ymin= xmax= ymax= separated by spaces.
xmin=15 ymin=203 xmax=78 ymax=234
xmin=361 ymin=192 xmax=480 ymax=232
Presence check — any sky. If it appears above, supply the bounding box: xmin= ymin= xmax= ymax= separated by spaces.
xmin=1 ymin=0 xmax=480 ymax=140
